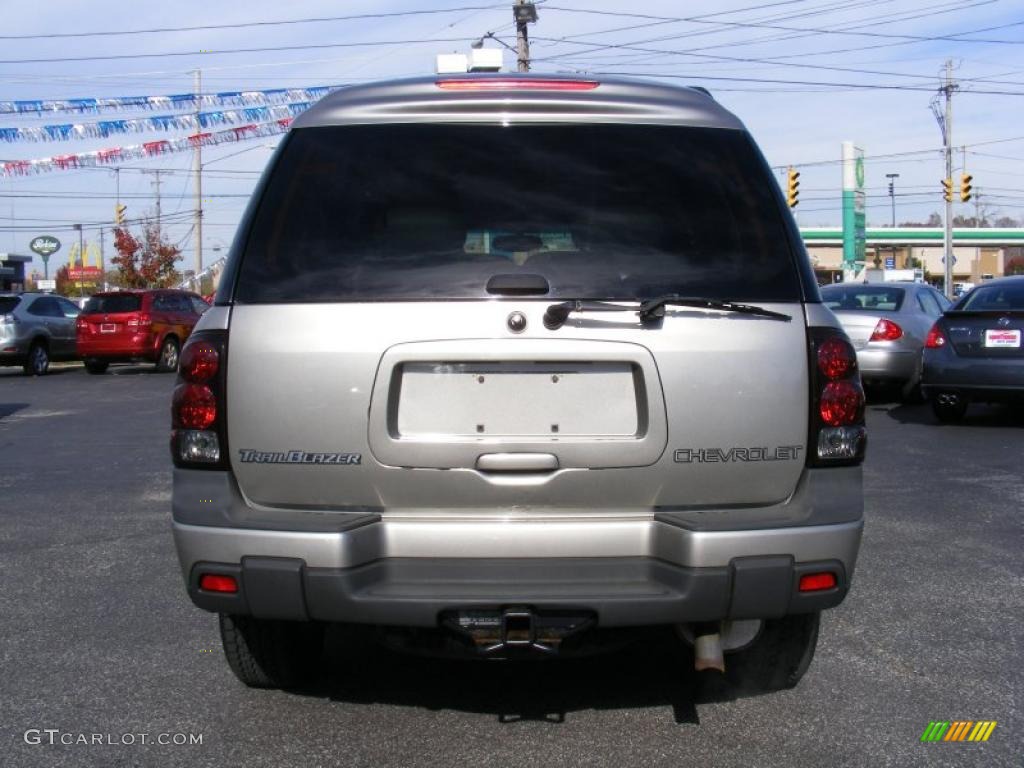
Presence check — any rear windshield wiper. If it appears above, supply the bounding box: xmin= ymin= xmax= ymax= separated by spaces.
xmin=543 ymin=295 xmax=791 ymax=329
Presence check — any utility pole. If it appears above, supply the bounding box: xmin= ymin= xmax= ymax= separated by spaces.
xmin=886 ymin=172 xmax=900 ymax=269
xmin=99 ymin=227 xmax=105 ymax=290
xmin=193 ymin=69 xmax=203 ymax=278
xmin=73 ymin=223 xmax=84 ymax=297
xmin=941 ymin=60 xmax=956 ymax=299
xmin=513 ymin=1 xmax=537 ymax=73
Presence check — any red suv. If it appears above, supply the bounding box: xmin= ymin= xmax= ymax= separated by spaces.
xmin=77 ymin=290 xmax=209 ymax=374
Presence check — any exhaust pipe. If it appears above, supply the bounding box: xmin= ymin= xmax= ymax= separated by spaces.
xmin=694 ymin=632 xmax=725 ymax=673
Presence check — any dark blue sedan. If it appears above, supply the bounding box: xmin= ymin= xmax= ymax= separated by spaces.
xmin=921 ymin=275 xmax=1024 ymax=422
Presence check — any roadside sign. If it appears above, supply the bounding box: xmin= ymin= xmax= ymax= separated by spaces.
xmin=885 ymin=256 xmax=895 ymax=269
xmin=36 ymin=279 xmax=56 ymax=291
xmin=69 ymin=266 xmax=102 ymax=281
xmin=29 ymin=235 xmax=61 ymax=257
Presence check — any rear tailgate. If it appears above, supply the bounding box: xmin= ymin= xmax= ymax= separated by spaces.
xmin=226 ymin=302 xmax=809 ymax=512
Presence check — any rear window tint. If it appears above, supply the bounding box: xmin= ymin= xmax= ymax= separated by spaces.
xmin=83 ymin=294 xmax=142 ymax=314
xmin=0 ymin=296 xmax=20 ymax=314
xmin=235 ymin=124 xmax=800 ymax=303
xmin=821 ymin=285 xmax=905 ymax=312
xmin=957 ymin=283 xmax=1024 ymax=311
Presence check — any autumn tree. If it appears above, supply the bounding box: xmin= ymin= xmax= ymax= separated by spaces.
xmin=54 ymin=265 xmax=73 ymax=295
xmin=112 ymin=222 xmax=181 ymax=288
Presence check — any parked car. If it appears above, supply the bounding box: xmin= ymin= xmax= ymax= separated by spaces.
xmin=922 ymin=275 xmax=1024 ymax=422
xmin=76 ymin=289 xmax=209 ymax=374
xmin=0 ymin=292 xmax=81 ymax=375
xmin=171 ymin=74 xmax=866 ymax=697
xmin=820 ymin=282 xmax=951 ymax=400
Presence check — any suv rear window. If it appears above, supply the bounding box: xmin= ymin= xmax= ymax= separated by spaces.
xmin=83 ymin=294 xmax=142 ymax=314
xmin=0 ymin=296 xmax=20 ymax=314
xmin=821 ymin=285 xmax=905 ymax=312
xmin=235 ymin=124 xmax=801 ymax=303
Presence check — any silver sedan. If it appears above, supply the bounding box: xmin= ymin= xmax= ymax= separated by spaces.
xmin=820 ymin=282 xmax=951 ymax=400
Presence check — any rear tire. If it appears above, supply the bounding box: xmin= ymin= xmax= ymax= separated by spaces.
xmin=726 ymin=612 xmax=820 ymax=693
xmin=218 ymin=614 xmax=324 ymax=689
xmin=84 ymin=359 xmax=109 ymax=375
xmin=932 ymin=396 xmax=968 ymax=423
xmin=156 ymin=337 xmax=180 ymax=373
xmin=23 ymin=341 xmax=49 ymax=376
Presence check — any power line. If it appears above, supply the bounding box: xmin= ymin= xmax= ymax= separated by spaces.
xmin=0 ymin=37 xmax=480 ymax=66
xmin=0 ymin=5 xmax=510 ymax=40
xmin=583 ymin=70 xmax=1024 ymax=96
xmin=540 ymin=6 xmax=1024 ymax=46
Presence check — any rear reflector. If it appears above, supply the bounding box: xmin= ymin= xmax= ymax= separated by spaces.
xmin=199 ymin=574 xmax=237 ymax=593
xmin=799 ymin=572 xmax=837 ymax=592
xmin=869 ymin=318 xmax=903 ymax=342
xmin=436 ymin=78 xmax=599 ymax=91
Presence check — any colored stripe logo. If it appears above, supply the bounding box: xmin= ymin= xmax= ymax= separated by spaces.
xmin=920 ymin=721 xmax=997 ymax=742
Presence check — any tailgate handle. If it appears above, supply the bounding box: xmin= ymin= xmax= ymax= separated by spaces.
xmin=475 ymin=453 xmax=559 ymax=472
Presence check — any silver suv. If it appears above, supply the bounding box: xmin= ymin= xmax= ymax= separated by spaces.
xmin=171 ymin=75 xmax=866 ymax=695
xmin=0 ymin=292 xmax=81 ymax=375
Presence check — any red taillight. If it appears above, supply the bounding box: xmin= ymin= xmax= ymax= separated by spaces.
xmin=820 ymin=380 xmax=863 ymax=426
xmin=869 ymin=318 xmax=903 ymax=342
xmin=173 ymin=384 xmax=216 ymax=429
xmin=127 ymin=312 xmax=152 ymax=328
xmin=199 ymin=574 xmax=237 ymax=593
xmin=817 ymin=336 xmax=857 ymax=380
xmin=180 ymin=342 xmax=219 ymax=383
xmin=924 ymin=322 xmax=947 ymax=349
xmin=798 ymin=572 xmax=837 ymax=592
xmin=436 ymin=78 xmax=599 ymax=91
xmin=76 ymin=317 xmax=87 ymax=331
xmin=172 ymin=330 xmax=228 ymax=469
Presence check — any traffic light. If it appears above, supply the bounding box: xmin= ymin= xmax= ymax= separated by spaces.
xmin=786 ymin=167 xmax=800 ymax=208
xmin=960 ymin=173 xmax=973 ymax=203
xmin=941 ymin=178 xmax=953 ymax=203
xmin=115 ymin=203 xmax=127 ymax=224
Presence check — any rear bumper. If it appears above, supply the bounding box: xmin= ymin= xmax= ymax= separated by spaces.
xmin=856 ymin=344 xmax=918 ymax=382
xmin=183 ymin=553 xmax=851 ymax=627
xmin=922 ymin=347 xmax=1024 ymax=397
xmin=78 ymin=334 xmax=156 ymax=360
xmin=172 ymin=466 xmax=863 ymax=627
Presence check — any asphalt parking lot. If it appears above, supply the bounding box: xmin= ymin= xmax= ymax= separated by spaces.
xmin=1 ymin=365 xmax=1020 ymax=767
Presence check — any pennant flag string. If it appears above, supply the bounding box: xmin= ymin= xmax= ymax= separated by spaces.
xmin=0 ymin=102 xmax=312 ymax=142
xmin=0 ymin=85 xmax=339 ymax=115
xmin=2 ymin=118 xmax=293 ymax=176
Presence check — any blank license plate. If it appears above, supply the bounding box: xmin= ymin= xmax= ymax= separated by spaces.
xmin=985 ymin=329 xmax=1020 ymax=348
xmin=397 ymin=362 xmax=639 ymax=437
xmin=100 ymin=323 xmax=116 ymax=333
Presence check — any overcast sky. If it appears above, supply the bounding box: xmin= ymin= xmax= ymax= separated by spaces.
xmin=2 ymin=0 xmax=1023 ymax=278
